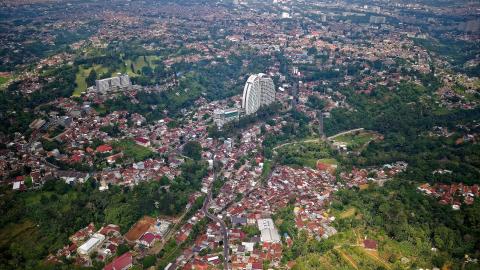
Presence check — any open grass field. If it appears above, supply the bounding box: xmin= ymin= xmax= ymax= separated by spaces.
xmin=333 ymin=130 xmax=378 ymax=147
xmin=124 ymin=55 xmax=161 ymax=76
xmin=338 ymin=207 xmax=356 ymax=219
xmin=73 ymin=55 xmax=162 ymax=96
xmin=359 ymin=183 xmax=369 ymax=190
xmin=73 ymin=65 xmax=109 ymax=96
xmin=112 ymin=139 xmax=154 ymax=162
xmin=317 ymin=158 xmax=338 ymax=165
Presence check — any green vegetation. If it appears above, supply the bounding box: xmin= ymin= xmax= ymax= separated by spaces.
xmin=156 ymin=218 xmax=208 ymax=269
xmin=241 ymin=225 xmax=261 ymax=237
xmin=306 ymin=95 xmax=326 ymax=111
xmin=324 ymin=180 xmax=480 ymax=269
xmin=101 ymin=72 xmax=204 ymax=121
xmin=317 ymin=158 xmax=338 ymax=165
xmin=73 ymin=54 xmax=167 ymax=96
xmin=73 ymin=65 xmax=109 ymax=96
xmin=142 ymin=255 xmax=156 ymax=268
xmin=0 ymin=64 xmax=77 ymax=135
xmin=182 ymin=141 xmax=202 ymax=160
xmin=212 ymin=177 xmax=227 ymax=199
xmin=260 ymin=159 xmax=273 ymax=180
xmin=275 ymin=141 xmax=331 ymax=168
xmin=99 ymin=124 xmax=121 ymax=137
xmin=0 ymin=76 xmax=9 ymax=86
xmin=412 ymin=37 xmax=480 ymax=71
xmin=325 ymin=80 xmax=480 ymax=184
xmin=0 ymin=159 xmax=208 ymax=269
xmin=112 ymin=139 xmax=154 ymax=162
xmin=293 ymin=179 xmax=480 ymax=269
xmin=332 ymin=130 xmax=379 ymax=151
xmin=273 ymin=204 xmax=298 ymax=240
xmin=337 ymin=207 xmax=356 ymax=220
xmin=261 ymin=109 xmax=312 ymax=158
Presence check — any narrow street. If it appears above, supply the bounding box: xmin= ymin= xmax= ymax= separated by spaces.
xmin=202 ymin=164 xmax=230 ymax=270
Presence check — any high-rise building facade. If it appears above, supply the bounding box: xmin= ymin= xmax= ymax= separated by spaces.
xmin=242 ymin=73 xmax=275 ymax=115
xmin=95 ymin=74 xmax=131 ymax=93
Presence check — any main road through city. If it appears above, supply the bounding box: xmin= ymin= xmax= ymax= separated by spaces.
xmin=202 ymin=160 xmax=230 ymax=270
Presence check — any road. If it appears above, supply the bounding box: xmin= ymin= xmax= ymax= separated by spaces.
xmin=327 ymin=128 xmax=365 ymax=140
xmin=272 ymin=128 xmax=366 ymax=152
xmin=202 ymin=163 xmax=230 ymax=270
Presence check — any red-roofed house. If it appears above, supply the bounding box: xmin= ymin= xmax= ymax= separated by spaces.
xmin=139 ymin=232 xmax=158 ymax=247
xmin=135 ymin=137 xmax=150 ymax=147
xmin=96 ymin=144 xmax=112 ymax=153
xmin=363 ymin=239 xmax=377 ymax=250
xmin=103 ymin=252 xmax=133 ymax=270
xmin=192 ymin=260 xmax=208 ymax=270
xmin=252 ymin=262 xmax=263 ymax=270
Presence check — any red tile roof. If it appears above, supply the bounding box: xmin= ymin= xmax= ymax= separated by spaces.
xmin=363 ymin=239 xmax=377 ymax=250
xmin=140 ymin=232 xmax=156 ymax=244
xmin=103 ymin=252 xmax=132 ymax=270
xmin=96 ymin=144 xmax=112 ymax=153
xmin=135 ymin=137 xmax=149 ymax=144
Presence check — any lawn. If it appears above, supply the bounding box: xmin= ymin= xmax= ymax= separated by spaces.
xmin=338 ymin=207 xmax=356 ymax=219
xmin=73 ymin=55 xmax=162 ymax=96
xmin=124 ymin=55 xmax=161 ymax=77
xmin=0 ymin=76 xmax=9 ymax=86
xmin=317 ymin=158 xmax=338 ymax=165
xmin=112 ymin=139 xmax=154 ymax=162
xmin=73 ymin=65 xmax=109 ymax=96
xmin=334 ymin=131 xmax=376 ymax=146
xmin=332 ymin=130 xmax=380 ymax=151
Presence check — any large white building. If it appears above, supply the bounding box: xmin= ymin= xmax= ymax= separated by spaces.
xmin=77 ymin=233 xmax=105 ymax=256
xmin=242 ymin=73 xmax=275 ymax=115
xmin=257 ymin=218 xmax=281 ymax=243
xmin=95 ymin=74 xmax=132 ymax=93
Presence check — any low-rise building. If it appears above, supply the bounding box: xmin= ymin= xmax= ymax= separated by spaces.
xmin=257 ymin=218 xmax=280 ymax=243
xmin=77 ymin=233 xmax=105 ymax=256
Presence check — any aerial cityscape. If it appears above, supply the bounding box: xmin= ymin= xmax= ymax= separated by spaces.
xmin=0 ymin=0 xmax=479 ymax=270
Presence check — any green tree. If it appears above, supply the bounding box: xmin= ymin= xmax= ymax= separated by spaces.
xmin=116 ymin=244 xmax=129 ymax=256
xmin=306 ymin=95 xmax=326 ymax=110
xmin=142 ymin=255 xmax=156 ymax=268
xmin=85 ymin=69 xmax=97 ymax=87
xmin=182 ymin=141 xmax=202 ymax=160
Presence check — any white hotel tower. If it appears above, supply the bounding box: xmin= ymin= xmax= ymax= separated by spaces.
xmin=242 ymin=73 xmax=275 ymax=115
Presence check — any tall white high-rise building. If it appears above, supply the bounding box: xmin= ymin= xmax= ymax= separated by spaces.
xmin=242 ymin=73 xmax=275 ymax=115
xmin=95 ymin=74 xmax=131 ymax=93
